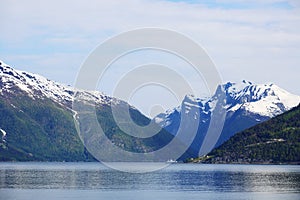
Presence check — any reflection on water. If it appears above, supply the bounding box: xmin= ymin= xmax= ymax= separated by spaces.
xmin=0 ymin=163 xmax=299 ymax=200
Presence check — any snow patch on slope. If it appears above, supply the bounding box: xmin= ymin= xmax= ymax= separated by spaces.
xmin=0 ymin=128 xmax=6 ymax=140
xmin=226 ymin=82 xmax=300 ymax=117
xmin=0 ymin=60 xmax=113 ymax=107
xmin=156 ymin=80 xmax=300 ymax=128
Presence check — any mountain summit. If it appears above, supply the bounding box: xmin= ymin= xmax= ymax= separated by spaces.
xmin=223 ymin=80 xmax=299 ymax=117
xmin=0 ymin=60 xmax=112 ymax=107
xmin=154 ymin=80 xmax=300 ymax=158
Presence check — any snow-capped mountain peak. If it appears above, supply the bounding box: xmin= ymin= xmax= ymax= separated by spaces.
xmin=154 ymin=80 xmax=300 ymax=157
xmin=0 ymin=60 xmax=143 ymax=118
xmin=224 ymin=81 xmax=300 ymax=117
xmin=0 ymin=60 xmax=73 ymax=102
xmin=0 ymin=60 xmax=114 ymax=106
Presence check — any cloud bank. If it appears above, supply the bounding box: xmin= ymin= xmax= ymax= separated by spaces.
xmin=1 ymin=0 xmax=299 ymax=101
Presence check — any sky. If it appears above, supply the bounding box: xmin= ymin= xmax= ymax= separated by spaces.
xmin=1 ymin=0 xmax=300 ymax=116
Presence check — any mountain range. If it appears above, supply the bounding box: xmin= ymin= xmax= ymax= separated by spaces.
xmin=155 ymin=81 xmax=300 ymax=158
xmin=0 ymin=59 xmax=299 ymax=161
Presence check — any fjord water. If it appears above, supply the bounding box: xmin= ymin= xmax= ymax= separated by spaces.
xmin=0 ymin=163 xmax=299 ymax=200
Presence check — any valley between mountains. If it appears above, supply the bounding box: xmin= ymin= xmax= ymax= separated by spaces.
xmin=0 ymin=60 xmax=299 ymax=163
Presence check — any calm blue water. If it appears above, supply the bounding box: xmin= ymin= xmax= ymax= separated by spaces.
xmin=0 ymin=162 xmax=299 ymax=200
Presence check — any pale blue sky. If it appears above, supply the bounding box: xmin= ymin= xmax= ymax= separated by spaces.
xmin=1 ymin=0 xmax=300 ymax=116
xmin=167 ymin=0 xmax=293 ymax=9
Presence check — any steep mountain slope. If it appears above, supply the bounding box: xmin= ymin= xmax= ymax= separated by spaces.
xmin=0 ymin=60 xmax=175 ymax=161
xmin=0 ymin=95 xmax=89 ymax=161
xmin=154 ymin=80 xmax=300 ymax=158
xmin=203 ymin=104 xmax=300 ymax=164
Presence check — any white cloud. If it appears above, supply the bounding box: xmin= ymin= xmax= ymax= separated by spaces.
xmin=0 ymin=0 xmax=299 ymax=107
